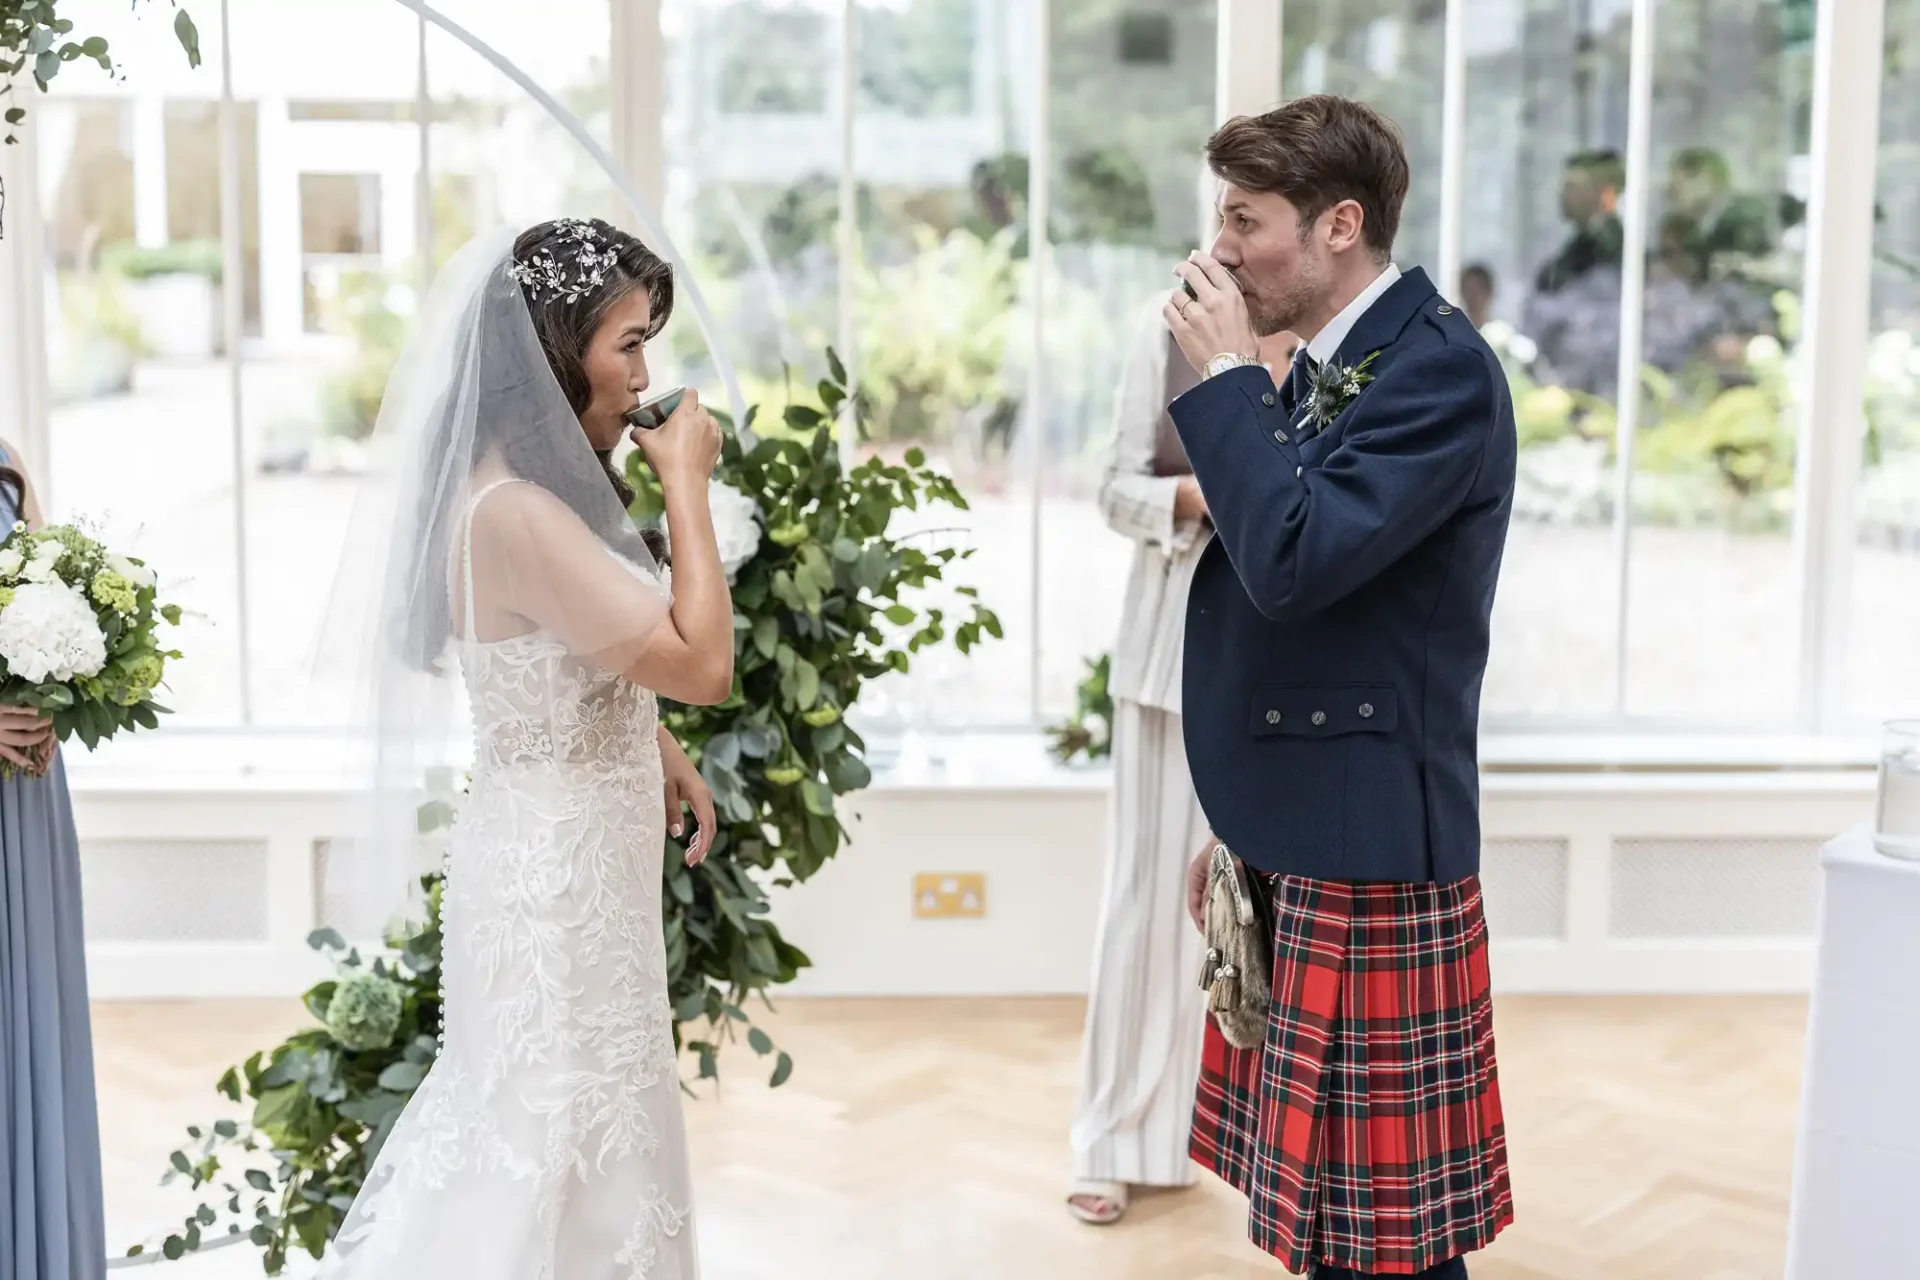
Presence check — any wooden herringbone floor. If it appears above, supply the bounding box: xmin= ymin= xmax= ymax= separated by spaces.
xmin=94 ymin=995 xmax=1805 ymax=1278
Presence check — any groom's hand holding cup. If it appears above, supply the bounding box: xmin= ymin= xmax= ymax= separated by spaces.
xmin=1164 ymin=252 xmax=1260 ymax=377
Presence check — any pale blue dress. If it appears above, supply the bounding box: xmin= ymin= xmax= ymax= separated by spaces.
xmin=0 ymin=450 xmax=106 ymax=1279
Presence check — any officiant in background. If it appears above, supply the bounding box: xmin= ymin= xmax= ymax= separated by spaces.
xmin=1065 ymin=272 xmax=1299 ymax=1225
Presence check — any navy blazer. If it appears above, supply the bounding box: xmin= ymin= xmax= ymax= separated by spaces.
xmin=1171 ymin=267 xmax=1516 ymax=883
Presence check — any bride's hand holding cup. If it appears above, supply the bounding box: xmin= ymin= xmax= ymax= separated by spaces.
xmin=630 ymin=388 xmax=721 ymax=490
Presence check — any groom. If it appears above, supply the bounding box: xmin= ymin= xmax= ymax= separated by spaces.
xmin=1164 ymin=96 xmax=1517 ymax=1278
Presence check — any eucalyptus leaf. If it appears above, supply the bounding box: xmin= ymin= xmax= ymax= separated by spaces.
xmin=376 ymin=1061 xmax=426 ymax=1093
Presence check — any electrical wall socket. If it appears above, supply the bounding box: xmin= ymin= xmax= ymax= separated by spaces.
xmin=913 ymin=872 xmax=986 ymax=919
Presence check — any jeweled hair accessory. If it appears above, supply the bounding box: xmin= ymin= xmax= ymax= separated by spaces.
xmin=508 ymin=217 xmax=621 ymax=304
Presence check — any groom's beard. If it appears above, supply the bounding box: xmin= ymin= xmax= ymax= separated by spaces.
xmin=1250 ymin=278 xmax=1319 ymax=339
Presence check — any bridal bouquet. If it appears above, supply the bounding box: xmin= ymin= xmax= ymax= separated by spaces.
xmin=0 ymin=520 xmax=180 ymax=774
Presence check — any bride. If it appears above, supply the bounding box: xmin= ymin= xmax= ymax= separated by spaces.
xmin=319 ymin=217 xmax=731 ymax=1277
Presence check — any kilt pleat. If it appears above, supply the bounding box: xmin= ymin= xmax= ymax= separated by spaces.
xmin=1189 ymin=875 xmax=1514 ymax=1275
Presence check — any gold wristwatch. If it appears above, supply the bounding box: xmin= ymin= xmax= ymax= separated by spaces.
xmin=1204 ymin=352 xmax=1260 ymax=379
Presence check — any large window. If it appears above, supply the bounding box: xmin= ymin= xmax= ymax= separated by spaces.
xmin=36 ymin=0 xmax=618 ymax=727
xmin=13 ymin=0 xmax=1913 ymax=740
xmin=1462 ymin=0 xmax=1815 ymax=726
xmin=1850 ymin=0 xmax=1920 ymax=720
xmin=1467 ymin=1 xmax=1632 ymax=719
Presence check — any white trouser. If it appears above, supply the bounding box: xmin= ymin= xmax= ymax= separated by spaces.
xmin=1069 ymin=699 xmax=1211 ymax=1187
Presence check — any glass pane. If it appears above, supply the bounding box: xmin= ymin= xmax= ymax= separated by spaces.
xmin=219 ymin=0 xmax=424 ymax=725
xmin=1622 ymin=0 xmax=1811 ymax=720
xmin=1282 ymin=0 xmax=1444 ymax=275
xmin=854 ymin=0 xmax=1033 ymax=728
xmin=1850 ymin=0 xmax=1920 ymax=720
xmin=40 ymin=10 xmax=244 ymax=724
xmin=1041 ymin=0 xmax=1218 ymax=720
xmin=661 ymin=0 xmax=840 ymax=423
xmin=233 ymin=0 xmax=622 ymax=725
xmin=1467 ymin=0 xmax=1632 ymax=719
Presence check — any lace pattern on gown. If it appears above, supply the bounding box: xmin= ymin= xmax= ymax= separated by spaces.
xmin=319 ymin=479 xmax=696 ymax=1279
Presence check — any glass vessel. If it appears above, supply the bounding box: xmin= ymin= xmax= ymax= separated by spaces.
xmin=1875 ymin=720 xmax=1920 ymax=860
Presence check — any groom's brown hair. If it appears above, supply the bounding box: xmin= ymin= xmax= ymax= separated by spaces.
xmin=1206 ymin=94 xmax=1410 ymax=262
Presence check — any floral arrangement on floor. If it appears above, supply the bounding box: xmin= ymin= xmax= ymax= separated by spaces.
xmin=127 ymin=347 xmax=1002 ymax=1271
xmin=1045 ymin=651 xmax=1113 ymax=765
xmin=0 ymin=520 xmax=178 ymax=776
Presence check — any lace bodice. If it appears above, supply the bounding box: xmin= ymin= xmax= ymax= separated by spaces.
xmin=462 ymin=633 xmax=661 ymax=779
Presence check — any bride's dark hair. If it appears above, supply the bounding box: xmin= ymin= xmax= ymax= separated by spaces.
xmin=510 ymin=218 xmax=674 ymax=552
xmin=401 ymin=222 xmax=675 ymax=672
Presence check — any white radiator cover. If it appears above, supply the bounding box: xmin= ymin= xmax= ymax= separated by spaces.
xmin=66 ymin=741 xmax=1871 ymax=999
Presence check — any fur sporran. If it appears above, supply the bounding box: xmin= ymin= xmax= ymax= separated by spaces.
xmin=1198 ymin=842 xmax=1272 ymax=1049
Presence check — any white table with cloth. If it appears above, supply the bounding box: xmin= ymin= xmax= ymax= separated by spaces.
xmin=1785 ymin=822 xmax=1920 ymax=1276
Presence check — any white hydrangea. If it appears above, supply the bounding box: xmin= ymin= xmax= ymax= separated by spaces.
xmin=665 ymin=479 xmax=763 ymax=583
xmin=0 ymin=548 xmax=21 ymax=579
xmin=0 ymin=579 xmax=108 ymax=683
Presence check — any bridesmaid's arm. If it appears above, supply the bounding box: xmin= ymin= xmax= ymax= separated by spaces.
xmin=0 ymin=437 xmax=45 ymax=528
xmin=0 ymin=440 xmax=56 ymax=770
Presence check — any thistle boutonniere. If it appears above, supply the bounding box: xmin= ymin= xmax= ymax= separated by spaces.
xmin=1301 ymin=350 xmax=1380 ymax=432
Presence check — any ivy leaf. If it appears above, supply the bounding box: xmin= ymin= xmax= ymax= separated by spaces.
xmin=747 ymin=1027 xmax=774 ymax=1055
xmin=770 ymin=1052 xmax=794 ymax=1088
xmin=882 ymin=604 xmax=915 ymax=626
xmin=245 ymin=1169 xmax=274 ymax=1192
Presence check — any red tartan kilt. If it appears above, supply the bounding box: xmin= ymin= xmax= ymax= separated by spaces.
xmin=1190 ymin=875 xmax=1514 ymax=1276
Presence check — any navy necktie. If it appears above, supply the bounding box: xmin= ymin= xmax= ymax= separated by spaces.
xmin=1284 ymin=350 xmax=1320 ymax=429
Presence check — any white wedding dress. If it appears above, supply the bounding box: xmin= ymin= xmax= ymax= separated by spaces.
xmin=320 ymin=482 xmax=698 ymax=1278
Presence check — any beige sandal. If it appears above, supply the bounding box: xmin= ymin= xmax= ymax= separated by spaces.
xmin=1066 ymin=1180 xmax=1129 ymax=1225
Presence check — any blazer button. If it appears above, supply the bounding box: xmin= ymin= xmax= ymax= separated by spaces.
xmin=1310 ymin=710 xmax=1327 ymax=726
xmin=1358 ymin=703 xmax=1374 ymax=718
xmin=1273 ymin=428 xmax=1289 ymax=443
xmin=1262 ymin=391 xmax=1276 ymax=407
xmin=1265 ymin=709 xmax=1282 ymax=725
xmin=1437 ymin=304 xmax=1454 ymax=315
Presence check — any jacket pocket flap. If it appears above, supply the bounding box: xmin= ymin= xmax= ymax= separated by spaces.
xmin=1248 ymin=684 xmax=1397 ymax=737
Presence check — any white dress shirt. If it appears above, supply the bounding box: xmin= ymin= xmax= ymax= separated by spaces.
xmin=1304 ymin=262 xmax=1402 ymax=365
